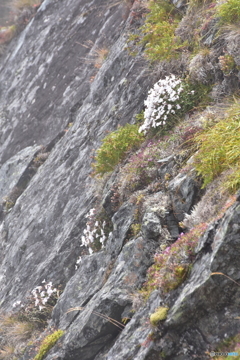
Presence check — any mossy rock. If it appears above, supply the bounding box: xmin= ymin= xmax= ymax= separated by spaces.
xmin=150 ymin=307 xmax=169 ymax=326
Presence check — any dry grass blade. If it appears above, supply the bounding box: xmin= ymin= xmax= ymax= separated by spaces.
xmin=93 ymin=48 xmax=109 ymax=69
xmin=66 ymin=307 xmax=125 ymax=330
xmin=211 ymin=272 xmax=240 ymax=287
xmin=0 ymin=345 xmax=15 ymax=360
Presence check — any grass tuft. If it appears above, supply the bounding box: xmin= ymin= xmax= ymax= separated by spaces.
xmin=217 ymin=0 xmax=240 ymax=25
xmin=193 ymin=101 xmax=240 ymax=192
xmin=140 ymin=0 xmax=185 ymax=62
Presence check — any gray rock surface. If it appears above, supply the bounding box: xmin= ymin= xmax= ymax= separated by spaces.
xmin=106 ymin=202 xmax=136 ymax=258
xmin=142 ymin=211 xmax=162 ymax=240
xmin=96 ymin=290 xmax=162 ymax=360
xmin=46 ymin=236 xmax=158 ymax=360
xmin=168 ymin=172 xmax=201 ymax=222
xmin=0 ymin=145 xmax=40 ymax=200
xmin=0 ymin=0 xmax=154 ymax=312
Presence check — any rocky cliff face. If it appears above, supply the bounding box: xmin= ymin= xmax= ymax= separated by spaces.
xmin=0 ymin=0 xmax=240 ymax=359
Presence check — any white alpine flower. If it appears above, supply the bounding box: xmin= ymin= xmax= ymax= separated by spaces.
xmin=139 ymin=75 xmax=184 ymax=134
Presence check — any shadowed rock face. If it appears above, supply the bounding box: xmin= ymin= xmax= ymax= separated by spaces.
xmin=1 ymin=1 xmax=240 ymax=360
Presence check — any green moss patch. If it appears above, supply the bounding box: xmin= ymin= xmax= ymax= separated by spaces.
xmin=33 ymin=330 xmax=64 ymax=360
xmin=150 ymin=307 xmax=169 ymax=326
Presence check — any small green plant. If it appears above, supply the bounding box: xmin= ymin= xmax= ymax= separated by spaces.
xmin=150 ymin=307 xmax=169 ymax=326
xmin=134 ymin=110 xmax=144 ymax=125
xmin=130 ymin=223 xmax=141 ymax=237
xmin=33 ymin=330 xmax=64 ymax=360
xmin=193 ymin=105 xmax=240 ymax=192
xmin=217 ymin=0 xmax=240 ymax=25
xmin=219 ymin=53 xmax=237 ymax=75
xmin=92 ymin=124 xmax=144 ymax=176
xmin=140 ymin=0 xmax=184 ymax=61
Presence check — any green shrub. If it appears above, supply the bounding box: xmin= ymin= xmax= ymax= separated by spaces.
xmin=33 ymin=330 xmax=64 ymax=360
xmin=140 ymin=0 xmax=185 ymax=61
xmin=217 ymin=0 xmax=240 ymax=24
xmin=193 ymin=105 xmax=240 ymax=191
xmin=92 ymin=124 xmax=144 ymax=176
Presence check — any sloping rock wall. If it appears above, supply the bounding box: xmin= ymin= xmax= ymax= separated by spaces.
xmin=0 ymin=0 xmax=154 ymax=311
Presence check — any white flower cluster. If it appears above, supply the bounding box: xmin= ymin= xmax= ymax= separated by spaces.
xmin=31 ymin=280 xmax=57 ymax=311
xmin=80 ymin=208 xmax=107 ymax=255
xmin=13 ymin=300 xmax=24 ymax=308
xmin=12 ymin=280 xmax=57 ymax=311
xmin=139 ymin=75 xmax=183 ymax=134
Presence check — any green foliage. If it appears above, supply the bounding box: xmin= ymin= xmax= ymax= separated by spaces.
xmin=92 ymin=124 xmax=144 ymax=176
xmin=150 ymin=307 xmax=169 ymax=326
xmin=33 ymin=330 xmax=64 ymax=360
xmin=177 ymin=80 xmax=212 ymax=115
xmin=217 ymin=0 xmax=240 ymax=24
xmin=134 ymin=110 xmax=144 ymax=125
xmin=140 ymin=0 xmax=185 ymax=61
xmin=143 ymin=223 xmax=208 ymax=296
xmin=193 ymin=105 xmax=240 ymax=192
